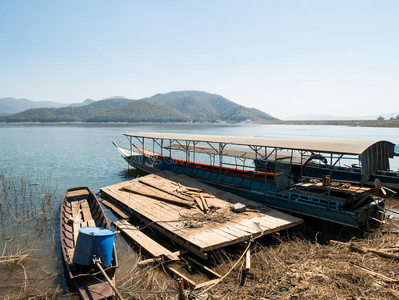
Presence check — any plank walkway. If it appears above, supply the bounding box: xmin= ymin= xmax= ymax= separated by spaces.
xmin=100 ymin=171 xmax=303 ymax=258
xmin=114 ymin=219 xmax=180 ymax=261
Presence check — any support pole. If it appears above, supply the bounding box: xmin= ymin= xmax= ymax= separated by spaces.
xmin=245 ymin=249 xmax=251 ymax=271
xmin=93 ymin=256 xmax=125 ymax=300
xmin=177 ymin=278 xmax=186 ymax=300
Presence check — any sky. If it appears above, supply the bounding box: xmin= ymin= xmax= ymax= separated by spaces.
xmin=1 ymin=1 xmax=398 ymax=119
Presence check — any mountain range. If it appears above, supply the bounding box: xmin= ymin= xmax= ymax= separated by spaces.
xmin=0 ymin=97 xmax=96 ymax=115
xmin=0 ymin=91 xmax=278 ymax=123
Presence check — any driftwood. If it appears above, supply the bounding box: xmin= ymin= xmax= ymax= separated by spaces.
xmin=379 ymin=247 xmax=399 ymax=252
xmin=137 ymin=257 xmax=163 ymax=267
xmin=330 ymin=240 xmax=399 ymax=260
xmin=351 ymin=263 xmax=399 ymax=283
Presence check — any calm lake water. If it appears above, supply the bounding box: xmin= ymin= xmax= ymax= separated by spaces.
xmin=1 ymin=123 xmax=399 ymax=296
xmin=1 ymin=123 xmax=398 ymax=192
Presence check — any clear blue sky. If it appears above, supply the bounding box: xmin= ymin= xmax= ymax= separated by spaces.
xmin=1 ymin=1 xmax=398 ymax=119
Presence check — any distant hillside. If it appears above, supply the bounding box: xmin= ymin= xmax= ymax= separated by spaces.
xmin=0 ymin=97 xmax=65 ymax=115
xmin=285 ymin=112 xmax=399 ymax=121
xmin=67 ymin=99 xmax=96 ymax=107
xmin=0 ymin=97 xmax=95 ymax=115
xmin=0 ymin=91 xmax=278 ymax=123
xmin=0 ymin=98 xmax=131 ymax=122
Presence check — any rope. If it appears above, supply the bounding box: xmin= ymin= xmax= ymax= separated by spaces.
xmin=198 ymin=241 xmax=252 ymax=296
xmin=91 ymin=232 xmax=107 ymax=267
xmin=114 ymin=208 xmax=231 ymax=232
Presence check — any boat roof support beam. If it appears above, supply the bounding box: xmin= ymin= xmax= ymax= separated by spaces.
xmin=219 ymin=143 xmax=226 ymax=174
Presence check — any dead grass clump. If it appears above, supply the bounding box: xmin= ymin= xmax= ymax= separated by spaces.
xmin=114 ymin=239 xmax=179 ymax=300
xmin=204 ymin=230 xmax=399 ymax=300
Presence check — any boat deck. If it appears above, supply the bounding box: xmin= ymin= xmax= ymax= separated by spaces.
xmin=100 ymin=171 xmax=303 ymax=259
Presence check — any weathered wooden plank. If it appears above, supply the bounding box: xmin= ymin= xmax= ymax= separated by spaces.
xmin=101 ymin=199 xmax=132 ymax=219
xmin=194 ymin=196 xmax=205 ymax=211
xmin=122 ymin=184 xmax=195 ymax=207
xmin=71 ymin=201 xmax=80 ymax=219
xmin=67 ymin=189 xmax=90 ymax=202
xmin=139 ymin=177 xmax=196 ymax=203
xmin=115 ymin=220 xmax=179 ymax=261
xmin=73 ymin=223 xmax=80 ymax=245
xmin=80 ymin=200 xmax=92 ymax=222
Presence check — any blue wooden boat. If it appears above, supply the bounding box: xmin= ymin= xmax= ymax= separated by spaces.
xmin=114 ymin=133 xmax=396 ymax=228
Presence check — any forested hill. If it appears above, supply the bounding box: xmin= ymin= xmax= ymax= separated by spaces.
xmin=0 ymin=91 xmax=278 ymax=123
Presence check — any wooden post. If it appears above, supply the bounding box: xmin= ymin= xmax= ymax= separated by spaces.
xmin=245 ymin=249 xmax=251 ymax=271
xmin=177 ymin=278 xmax=186 ymax=300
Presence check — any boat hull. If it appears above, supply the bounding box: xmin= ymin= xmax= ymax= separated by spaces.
xmin=60 ymin=187 xmax=118 ymax=300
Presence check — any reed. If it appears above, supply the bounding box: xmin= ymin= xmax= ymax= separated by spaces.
xmin=0 ymin=171 xmax=60 ymax=299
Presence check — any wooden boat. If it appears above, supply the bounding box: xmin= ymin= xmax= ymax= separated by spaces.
xmin=114 ymin=132 xmax=397 ymax=228
xmin=60 ymin=187 xmax=118 ymax=300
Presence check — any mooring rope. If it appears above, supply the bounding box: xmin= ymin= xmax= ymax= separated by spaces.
xmin=91 ymin=232 xmax=107 ymax=267
xmin=198 ymin=241 xmax=252 ymax=296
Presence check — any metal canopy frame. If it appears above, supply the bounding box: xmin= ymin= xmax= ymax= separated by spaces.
xmin=124 ymin=132 xmax=395 ymax=178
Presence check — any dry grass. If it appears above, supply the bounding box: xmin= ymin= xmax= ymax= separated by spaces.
xmin=110 ymin=227 xmax=399 ymax=300
xmin=114 ymin=239 xmax=178 ymax=300
xmin=202 ymin=229 xmax=399 ymax=300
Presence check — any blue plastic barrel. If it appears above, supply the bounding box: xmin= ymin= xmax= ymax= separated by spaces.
xmin=73 ymin=227 xmax=114 ymax=267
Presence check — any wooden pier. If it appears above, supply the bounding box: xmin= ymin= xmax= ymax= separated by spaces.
xmin=101 ymin=171 xmax=302 ymax=260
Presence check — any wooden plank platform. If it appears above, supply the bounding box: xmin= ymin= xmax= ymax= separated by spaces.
xmin=100 ymin=171 xmax=303 ymax=258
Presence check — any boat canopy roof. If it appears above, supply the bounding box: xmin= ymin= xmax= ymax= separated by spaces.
xmin=124 ymin=132 xmax=395 ymax=177
xmin=164 ymin=144 xmax=310 ymax=164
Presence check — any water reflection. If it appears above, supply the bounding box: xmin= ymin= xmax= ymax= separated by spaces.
xmin=118 ymin=167 xmax=149 ymax=180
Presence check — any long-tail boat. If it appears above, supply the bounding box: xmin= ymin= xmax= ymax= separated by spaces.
xmin=60 ymin=187 xmax=118 ymax=300
xmin=114 ymin=133 xmax=396 ymax=228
